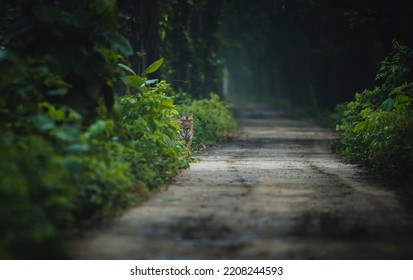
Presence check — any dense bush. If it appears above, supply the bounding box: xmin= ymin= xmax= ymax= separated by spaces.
xmin=0 ymin=80 xmax=190 ymax=259
xmin=0 ymin=124 xmax=77 ymax=259
xmin=74 ymin=79 xmax=189 ymax=221
xmin=0 ymin=46 xmax=188 ymax=259
xmin=0 ymin=59 xmax=236 ymax=259
xmin=336 ymin=41 xmax=413 ymax=180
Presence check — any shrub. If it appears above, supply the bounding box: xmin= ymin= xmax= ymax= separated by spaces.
xmin=0 ymin=82 xmax=190 ymax=258
xmin=336 ymin=41 xmax=413 ymax=179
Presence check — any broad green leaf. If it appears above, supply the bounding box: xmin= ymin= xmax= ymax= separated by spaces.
xmin=142 ymin=58 xmax=164 ymax=75
xmin=144 ymin=79 xmax=159 ymax=85
xmin=160 ymin=99 xmax=174 ymax=109
xmin=395 ymin=94 xmax=409 ymax=107
xmin=139 ymin=79 xmax=158 ymax=91
xmin=88 ymin=120 xmax=107 ymax=137
xmin=122 ymin=75 xmax=144 ymax=88
xmin=117 ymin=63 xmax=136 ymax=75
xmin=32 ymin=114 xmax=55 ymax=131
xmin=380 ymin=97 xmax=394 ymax=111
xmin=353 ymin=121 xmax=367 ymax=132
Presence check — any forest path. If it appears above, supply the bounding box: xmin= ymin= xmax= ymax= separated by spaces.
xmin=68 ymin=102 xmax=413 ymax=259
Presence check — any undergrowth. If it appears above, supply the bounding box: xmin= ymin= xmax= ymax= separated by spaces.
xmin=0 ymin=55 xmax=236 ymax=259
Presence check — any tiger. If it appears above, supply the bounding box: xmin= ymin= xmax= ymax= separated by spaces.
xmin=179 ymin=114 xmax=194 ymax=153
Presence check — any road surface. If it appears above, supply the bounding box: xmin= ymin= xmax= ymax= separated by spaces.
xmin=68 ymin=102 xmax=413 ymax=259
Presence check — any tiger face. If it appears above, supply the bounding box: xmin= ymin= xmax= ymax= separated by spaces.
xmin=180 ymin=114 xmax=194 ymax=130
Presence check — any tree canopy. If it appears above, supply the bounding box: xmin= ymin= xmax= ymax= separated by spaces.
xmin=221 ymin=0 xmax=413 ymax=108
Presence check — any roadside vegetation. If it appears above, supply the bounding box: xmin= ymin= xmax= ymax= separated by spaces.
xmin=0 ymin=1 xmax=236 ymax=259
xmin=336 ymin=42 xmax=413 ymax=181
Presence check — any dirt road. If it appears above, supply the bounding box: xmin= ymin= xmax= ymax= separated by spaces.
xmin=68 ymin=103 xmax=413 ymax=259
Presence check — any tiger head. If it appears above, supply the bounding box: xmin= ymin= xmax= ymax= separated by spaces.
xmin=180 ymin=114 xmax=194 ymax=129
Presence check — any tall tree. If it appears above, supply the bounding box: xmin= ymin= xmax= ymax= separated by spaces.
xmin=160 ymin=0 xmax=225 ymax=99
xmin=118 ymin=0 xmax=160 ymax=78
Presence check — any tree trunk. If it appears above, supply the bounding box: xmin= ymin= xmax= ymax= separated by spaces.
xmin=140 ymin=0 xmax=160 ymax=79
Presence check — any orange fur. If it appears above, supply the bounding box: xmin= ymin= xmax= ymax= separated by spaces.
xmin=179 ymin=114 xmax=194 ymax=154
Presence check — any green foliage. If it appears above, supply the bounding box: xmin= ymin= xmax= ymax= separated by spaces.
xmin=336 ymin=42 xmax=413 ymax=179
xmin=118 ymin=56 xmax=164 ymax=91
xmin=0 ymin=0 xmax=189 ymax=259
xmin=1 ymin=0 xmax=132 ymax=117
xmin=114 ymin=80 xmax=189 ymax=189
xmin=142 ymin=57 xmax=164 ymax=75
xmin=0 ymin=1 xmax=237 ymax=259
xmin=0 ymin=81 xmax=190 ymax=259
xmin=0 ymin=103 xmax=79 ymax=259
xmin=178 ymin=93 xmax=237 ymax=149
xmin=0 ymin=0 xmax=134 ymax=258
xmin=73 ymin=80 xmax=188 ymax=219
